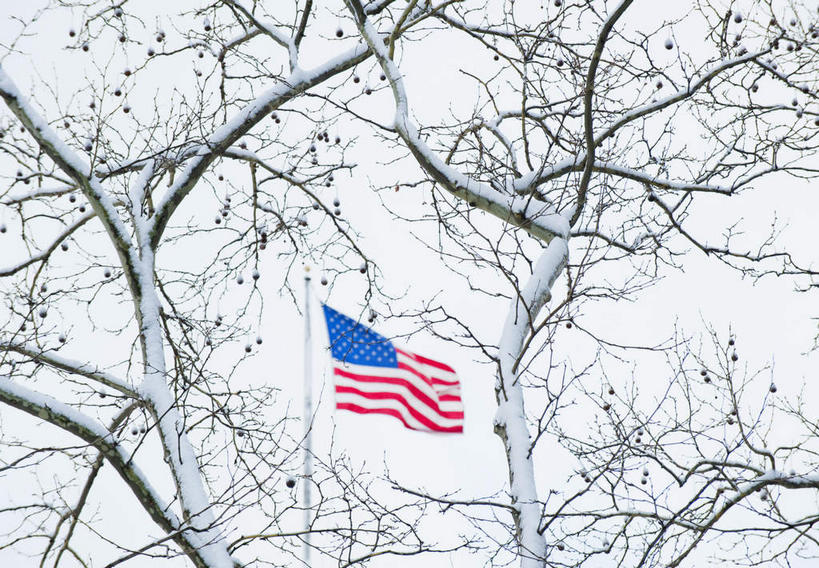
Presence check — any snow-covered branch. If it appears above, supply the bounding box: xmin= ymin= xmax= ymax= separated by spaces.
xmin=0 ymin=341 xmax=135 ymax=397
xmin=147 ymin=43 xmax=372 ymax=250
xmin=344 ymin=0 xmax=568 ymax=244
xmin=0 ymin=375 xmax=234 ymax=568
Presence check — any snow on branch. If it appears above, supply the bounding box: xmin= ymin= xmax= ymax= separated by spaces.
xmin=344 ymin=0 xmax=569 ymax=244
xmin=0 ymin=375 xmax=234 ymax=568
xmin=222 ymin=0 xmax=298 ymax=69
xmin=595 ymin=49 xmax=768 ymax=148
xmin=1 ymin=184 xmax=76 ymax=205
xmin=0 ymin=341 xmax=136 ymax=397
xmin=147 ymin=42 xmax=373 ymax=250
xmin=0 ymin=67 xmax=142 ymax=295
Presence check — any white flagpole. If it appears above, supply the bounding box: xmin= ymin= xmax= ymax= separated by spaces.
xmin=302 ymin=268 xmax=313 ymax=565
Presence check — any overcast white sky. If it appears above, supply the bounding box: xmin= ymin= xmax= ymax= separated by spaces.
xmin=1 ymin=1 xmax=818 ymax=567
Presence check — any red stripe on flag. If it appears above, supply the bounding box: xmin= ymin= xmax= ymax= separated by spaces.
xmin=336 ymin=402 xmax=464 ymax=433
xmin=334 ymin=367 xmax=462 ymax=419
xmin=396 ymin=348 xmax=456 ymax=373
xmin=336 ymin=386 xmax=463 ymax=431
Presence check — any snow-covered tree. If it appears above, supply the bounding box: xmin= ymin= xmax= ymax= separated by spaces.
xmin=338 ymin=0 xmax=819 ymax=566
xmin=3 ymin=1 xmax=819 ymax=568
xmin=0 ymin=1 xmax=455 ymax=566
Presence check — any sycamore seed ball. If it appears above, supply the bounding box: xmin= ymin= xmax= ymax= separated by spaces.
xmin=237 ymin=274 xmax=244 ymax=285
xmin=769 ymin=383 xmax=777 ymax=393
xmin=104 ymin=268 xmax=112 ymax=278
xmin=321 ymin=276 xmax=328 ymax=286
xmin=286 ymin=477 xmax=296 ymax=488
xmin=664 ymin=38 xmax=673 ymax=50
xmin=58 ymin=334 xmax=66 ymax=343
xmin=256 ymin=336 xmax=263 ymax=345
xmin=245 ymin=344 xmax=252 ymax=353
xmin=61 ymin=242 xmax=69 ymax=251
xmin=39 ymin=307 xmax=48 ymax=318
xmin=252 ymin=269 xmax=260 ymax=280
xmin=359 ymin=262 xmax=367 ymax=273
xmin=131 ymin=426 xmax=138 ymax=436
xmin=733 ymin=11 xmax=743 ymax=23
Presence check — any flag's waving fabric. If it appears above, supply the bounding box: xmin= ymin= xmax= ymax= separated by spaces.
xmin=321 ymin=305 xmax=464 ymax=434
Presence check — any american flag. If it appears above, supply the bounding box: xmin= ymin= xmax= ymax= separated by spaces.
xmin=321 ymin=305 xmax=464 ymax=433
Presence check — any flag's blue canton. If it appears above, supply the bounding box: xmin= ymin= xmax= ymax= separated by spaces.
xmin=322 ymin=305 xmax=398 ymax=368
